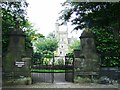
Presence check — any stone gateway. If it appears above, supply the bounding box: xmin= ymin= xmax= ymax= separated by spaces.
xmin=73 ymin=29 xmax=100 ymax=83
xmin=3 ymin=27 xmax=32 ymax=85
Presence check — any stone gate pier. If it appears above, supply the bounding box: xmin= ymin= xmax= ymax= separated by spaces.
xmin=2 ymin=27 xmax=33 ymax=85
xmin=73 ymin=29 xmax=100 ymax=83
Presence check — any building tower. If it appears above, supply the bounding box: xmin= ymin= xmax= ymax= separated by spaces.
xmin=54 ymin=22 xmax=69 ymax=63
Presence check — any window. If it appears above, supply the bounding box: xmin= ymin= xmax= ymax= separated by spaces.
xmin=60 ymin=51 xmax=62 ymax=54
xmin=61 ymin=38 xmax=63 ymax=42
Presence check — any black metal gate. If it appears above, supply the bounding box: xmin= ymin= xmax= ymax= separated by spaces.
xmin=31 ymin=53 xmax=54 ymax=83
xmin=65 ymin=55 xmax=74 ymax=82
xmin=31 ymin=53 xmax=74 ymax=83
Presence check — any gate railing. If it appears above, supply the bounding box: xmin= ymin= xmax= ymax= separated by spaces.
xmin=31 ymin=54 xmax=74 ymax=83
xmin=65 ymin=55 xmax=74 ymax=82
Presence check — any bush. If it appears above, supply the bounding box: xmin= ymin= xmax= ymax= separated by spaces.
xmin=57 ymin=58 xmax=64 ymax=65
xmin=74 ymin=76 xmax=91 ymax=83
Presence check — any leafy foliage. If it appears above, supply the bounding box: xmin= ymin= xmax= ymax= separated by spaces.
xmin=59 ymin=2 xmax=120 ymax=30
xmin=59 ymin=2 xmax=120 ymax=67
xmin=33 ymin=35 xmax=58 ymax=64
xmin=92 ymin=27 xmax=119 ymax=67
xmin=33 ymin=52 xmax=43 ymax=64
xmin=66 ymin=53 xmax=74 ymax=57
xmin=24 ymin=22 xmax=44 ymax=49
xmin=68 ymin=39 xmax=80 ymax=53
xmin=1 ymin=1 xmax=44 ymax=53
xmin=1 ymin=1 xmax=28 ymax=52
xmin=57 ymin=58 xmax=64 ymax=65
xmin=35 ymin=38 xmax=58 ymax=53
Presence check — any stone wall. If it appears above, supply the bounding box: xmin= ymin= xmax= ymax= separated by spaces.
xmin=3 ymin=29 xmax=32 ymax=85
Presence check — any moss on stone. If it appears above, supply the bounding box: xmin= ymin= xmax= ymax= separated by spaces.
xmin=3 ymin=77 xmax=32 ymax=86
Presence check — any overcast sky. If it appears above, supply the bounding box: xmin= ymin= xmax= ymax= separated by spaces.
xmin=26 ymin=0 xmax=82 ymax=39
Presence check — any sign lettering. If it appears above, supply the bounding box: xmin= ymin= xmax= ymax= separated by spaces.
xmin=15 ymin=61 xmax=25 ymax=67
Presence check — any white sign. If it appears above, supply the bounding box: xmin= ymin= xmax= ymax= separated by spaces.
xmin=15 ymin=61 xmax=25 ymax=67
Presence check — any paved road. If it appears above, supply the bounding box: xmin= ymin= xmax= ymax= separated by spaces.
xmin=2 ymin=72 xmax=119 ymax=90
xmin=31 ymin=73 xmax=68 ymax=83
xmin=32 ymin=73 xmax=53 ymax=83
xmin=2 ymin=83 xmax=119 ymax=90
xmin=54 ymin=73 xmax=67 ymax=83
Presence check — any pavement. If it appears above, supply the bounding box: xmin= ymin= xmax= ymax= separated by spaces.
xmin=31 ymin=73 xmax=68 ymax=83
xmin=2 ymin=82 xmax=119 ymax=90
xmin=2 ymin=72 xmax=119 ymax=90
xmin=2 ymin=80 xmax=120 ymax=90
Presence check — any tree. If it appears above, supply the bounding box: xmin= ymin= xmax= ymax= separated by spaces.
xmin=24 ymin=22 xmax=44 ymax=49
xmin=1 ymin=1 xmax=29 ymax=52
xmin=68 ymin=39 xmax=80 ymax=53
xmin=59 ymin=2 xmax=120 ymax=67
xmin=1 ymin=1 xmax=48 ymax=66
xmin=1 ymin=1 xmax=44 ymax=52
xmin=34 ymin=35 xmax=58 ymax=64
xmin=35 ymin=38 xmax=58 ymax=53
xmin=47 ymin=32 xmax=55 ymax=38
xmin=59 ymin=2 xmax=120 ymax=30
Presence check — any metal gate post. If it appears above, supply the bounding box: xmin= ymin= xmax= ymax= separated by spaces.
xmin=72 ymin=55 xmax=75 ymax=83
xmin=52 ymin=52 xmax=54 ymax=83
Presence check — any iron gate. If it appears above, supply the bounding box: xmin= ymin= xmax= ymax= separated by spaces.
xmin=65 ymin=55 xmax=74 ymax=82
xmin=31 ymin=53 xmax=54 ymax=83
xmin=31 ymin=53 xmax=74 ymax=83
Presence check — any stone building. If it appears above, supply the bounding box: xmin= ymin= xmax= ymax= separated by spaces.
xmin=54 ymin=22 xmax=76 ymax=64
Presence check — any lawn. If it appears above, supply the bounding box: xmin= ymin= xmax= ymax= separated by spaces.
xmin=31 ymin=69 xmax=66 ymax=73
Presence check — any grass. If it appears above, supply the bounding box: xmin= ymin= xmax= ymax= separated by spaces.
xmin=31 ymin=69 xmax=66 ymax=73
